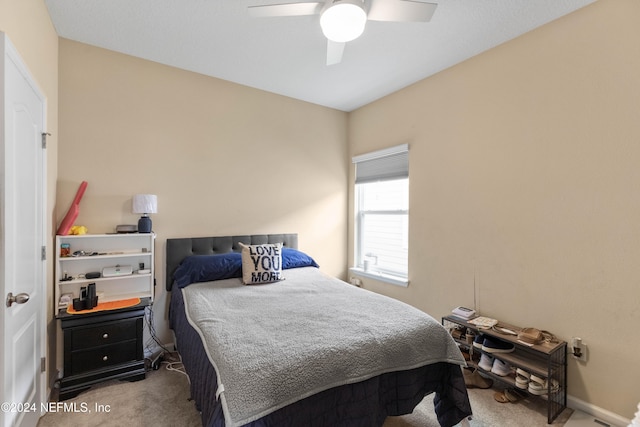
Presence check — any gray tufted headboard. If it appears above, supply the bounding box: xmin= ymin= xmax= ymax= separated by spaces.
xmin=165 ymin=234 xmax=298 ymax=291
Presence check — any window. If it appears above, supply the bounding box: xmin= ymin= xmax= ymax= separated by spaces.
xmin=352 ymin=144 xmax=408 ymax=286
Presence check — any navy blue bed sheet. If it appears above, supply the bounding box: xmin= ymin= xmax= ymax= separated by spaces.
xmin=169 ymin=288 xmax=471 ymax=427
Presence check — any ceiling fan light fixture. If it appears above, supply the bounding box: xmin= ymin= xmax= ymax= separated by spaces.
xmin=320 ymin=1 xmax=367 ymax=43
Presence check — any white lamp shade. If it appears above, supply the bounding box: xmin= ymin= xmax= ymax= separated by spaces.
xmin=320 ymin=1 xmax=367 ymax=43
xmin=132 ymin=194 xmax=158 ymax=215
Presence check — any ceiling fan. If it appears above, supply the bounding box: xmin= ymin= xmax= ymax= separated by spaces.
xmin=248 ymin=0 xmax=437 ymax=65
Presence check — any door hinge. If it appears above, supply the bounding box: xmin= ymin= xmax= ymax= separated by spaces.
xmin=41 ymin=246 xmax=46 ymax=261
xmin=41 ymin=132 xmax=50 ymax=149
xmin=41 ymin=357 xmax=46 ymax=373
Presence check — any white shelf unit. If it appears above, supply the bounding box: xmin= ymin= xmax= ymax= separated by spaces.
xmin=55 ymin=233 xmax=155 ymax=313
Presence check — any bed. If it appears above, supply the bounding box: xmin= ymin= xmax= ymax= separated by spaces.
xmin=166 ymin=234 xmax=472 ymax=427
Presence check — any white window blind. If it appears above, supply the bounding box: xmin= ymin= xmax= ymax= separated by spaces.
xmin=353 ymin=144 xmax=409 ymax=184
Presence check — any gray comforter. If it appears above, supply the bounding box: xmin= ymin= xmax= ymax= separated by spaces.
xmin=182 ymin=267 xmax=466 ymax=427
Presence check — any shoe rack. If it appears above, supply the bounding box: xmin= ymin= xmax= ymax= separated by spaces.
xmin=442 ymin=315 xmax=567 ymax=424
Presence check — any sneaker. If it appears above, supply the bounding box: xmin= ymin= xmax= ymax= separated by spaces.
xmin=482 ymin=336 xmax=515 ymax=353
xmin=490 ymin=358 xmax=512 ymax=376
xmin=473 ymin=334 xmax=484 ymax=349
xmin=478 ymin=353 xmax=494 ymax=371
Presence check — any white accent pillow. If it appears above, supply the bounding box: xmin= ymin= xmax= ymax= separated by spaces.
xmin=238 ymin=242 xmax=284 ymax=285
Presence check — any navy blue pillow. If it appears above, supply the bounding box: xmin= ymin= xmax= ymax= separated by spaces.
xmin=282 ymin=248 xmax=319 ymax=269
xmin=173 ymin=253 xmax=242 ymax=288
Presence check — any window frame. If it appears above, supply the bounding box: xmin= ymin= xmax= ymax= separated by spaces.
xmin=351 ymin=145 xmax=409 ymax=287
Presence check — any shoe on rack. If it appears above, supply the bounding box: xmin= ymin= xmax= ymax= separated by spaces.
xmin=478 ymin=353 xmax=495 ymax=371
xmin=482 ymin=336 xmax=515 ymax=353
xmin=490 ymin=358 xmax=512 ymax=376
xmin=463 ymin=368 xmax=493 ymax=389
xmin=515 ymin=368 xmax=530 ymax=389
xmin=528 ymin=374 xmax=560 ymax=395
xmin=473 ymin=334 xmax=484 ymax=349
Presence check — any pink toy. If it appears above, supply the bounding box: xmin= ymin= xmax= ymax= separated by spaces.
xmin=56 ymin=181 xmax=88 ymax=235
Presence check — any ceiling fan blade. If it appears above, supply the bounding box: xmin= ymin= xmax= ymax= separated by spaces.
xmin=367 ymin=0 xmax=437 ymax=22
xmin=248 ymin=2 xmax=323 ymax=18
xmin=326 ymin=40 xmax=346 ymax=66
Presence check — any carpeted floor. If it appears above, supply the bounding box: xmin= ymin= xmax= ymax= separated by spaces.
xmin=383 ymin=382 xmax=572 ymax=427
xmin=38 ymin=358 xmax=201 ymax=427
xmin=38 ymin=359 xmax=572 ymax=427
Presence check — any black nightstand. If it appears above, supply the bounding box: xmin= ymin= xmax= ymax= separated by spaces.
xmin=58 ymin=300 xmax=148 ymax=400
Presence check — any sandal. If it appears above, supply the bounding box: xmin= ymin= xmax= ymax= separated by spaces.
xmin=528 ymin=375 xmax=560 ymax=395
xmin=515 ymin=368 xmax=530 ymax=389
xmin=494 ymin=391 xmax=510 ymax=403
xmin=505 ymin=388 xmax=527 ymax=402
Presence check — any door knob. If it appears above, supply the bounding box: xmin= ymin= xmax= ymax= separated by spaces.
xmin=6 ymin=292 xmax=30 ymax=308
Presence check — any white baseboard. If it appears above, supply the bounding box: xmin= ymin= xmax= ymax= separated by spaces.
xmin=568 ymin=394 xmax=631 ymax=427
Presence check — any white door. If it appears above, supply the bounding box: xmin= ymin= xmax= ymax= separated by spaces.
xmin=0 ymin=33 xmax=47 ymax=427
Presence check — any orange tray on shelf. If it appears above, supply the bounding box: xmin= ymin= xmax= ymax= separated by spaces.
xmin=66 ymin=297 xmax=141 ymax=315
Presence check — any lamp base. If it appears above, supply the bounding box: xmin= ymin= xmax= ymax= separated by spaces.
xmin=138 ymin=216 xmax=152 ymax=233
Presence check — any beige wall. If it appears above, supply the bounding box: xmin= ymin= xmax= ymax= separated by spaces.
xmin=349 ymin=0 xmax=639 ymax=419
xmin=57 ymin=39 xmax=348 ymax=354
xmin=0 ymin=0 xmax=59 ymax=392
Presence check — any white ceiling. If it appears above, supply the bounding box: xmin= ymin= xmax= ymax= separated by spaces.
xmin=44 ymin=0 xmax=596 ymax=112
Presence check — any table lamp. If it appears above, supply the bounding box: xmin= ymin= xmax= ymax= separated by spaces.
xmin=132 ymin=194 xmax=157 ymax=233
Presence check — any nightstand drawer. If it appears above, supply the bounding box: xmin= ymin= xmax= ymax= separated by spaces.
xmin=69 ymin=340 xmax=138 ymax=376
xmin=70 ymin=318 xmax=138 ymax=350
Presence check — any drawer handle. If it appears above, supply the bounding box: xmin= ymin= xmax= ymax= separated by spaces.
xmin=102 ymin=356 xmax=108 ymax=362
xmin=102 ymin=333 xmax=109 ymax=339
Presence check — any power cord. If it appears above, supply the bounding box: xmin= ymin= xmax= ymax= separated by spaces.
xmin=142 ymin=305 xmax=189 ymax=381
xmin=162 ymin=352 xmax=189 ymax=382
xmin=143 ymin=304 xmax=175 ymax=371
xmin=144 ymin=305 xmax=173 ymax=354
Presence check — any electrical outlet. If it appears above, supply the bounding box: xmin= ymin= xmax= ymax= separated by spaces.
xmin=571 ymin=337 xmax=588 ymax=362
